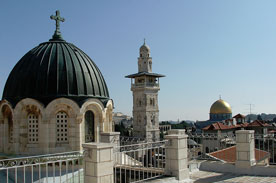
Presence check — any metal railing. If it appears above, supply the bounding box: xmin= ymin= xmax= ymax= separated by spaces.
xmin=188 ymin=133 xmax=236 ymax=161
xmin=0 ymin=151 xmax=83 ymax=183
xmin=114 ymin=140 xmax=167 ymax=183
xmin=255 ymin=135 xmax=276 ymax=165
xmin=131 ymin=83 xmax=159 ymax=88
xmin=120 ymin=136 xmax=145 ymax=146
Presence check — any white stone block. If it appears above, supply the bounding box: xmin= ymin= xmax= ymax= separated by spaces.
xmin=85 ymin=162 xmax=95 ymax=176
xmin=99 ymin=148 xmax=112 ymax=162
xmin=178 ymin=138 xmax=188 ymax=148
xmin=168 ymin=129 xmax=186 ymax=135
xmin=170 ymin=158 xmax=188 ymax=171
xmin=166 ymin=148 xmax=187 ymax=160
xmin=100 ymin=174 xmax=113 ymax=183
xmin=236 ymin=143 xmax=253 ymax=152
xmin=96 ymin=161 xmax=113 ymax=176
xmin=236 ymin=133 xmax=247 ymax=143
xmin=176 ymin=168 xmax=190 ymax=180
xmin=85 ymin=176 xmax=98 ymax=183
xmin=237 ymin=151 xmax=249 ymax=161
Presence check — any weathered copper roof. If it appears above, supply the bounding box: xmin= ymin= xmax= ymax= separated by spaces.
xmin=2 ymin=39 xmax=109 ymax=107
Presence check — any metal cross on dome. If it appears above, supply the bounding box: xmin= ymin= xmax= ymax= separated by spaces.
xmin=50 ymin=10 xmax=65 ymax=34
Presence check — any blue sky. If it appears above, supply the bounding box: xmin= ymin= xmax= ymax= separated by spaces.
xmin=1 ymin=0 xmax=276 ymax=121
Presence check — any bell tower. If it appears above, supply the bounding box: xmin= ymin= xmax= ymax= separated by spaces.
xmin=125 ymin=40 xmax=165 ymax=142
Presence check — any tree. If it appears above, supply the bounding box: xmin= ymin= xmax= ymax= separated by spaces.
xmin=257 ymin=115 xmax=263 ymax=121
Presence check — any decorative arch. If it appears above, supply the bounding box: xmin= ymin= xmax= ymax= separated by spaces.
xmin=84 ymin=110 xmax=95 ymax=142
xmin=13 ymin=98 xmax=45 ymax=154
xmin=45 ymin=98 xmax=80 ymax=118
xmin=80 ymin=98 xmax=105 ymax=142
xmin=45 ymin=98 xmax=80 ymax=152
xmin=14 ymin=98 xmax=44 ymax=119
xmin=0 ymin=101 xmax=14 ymax=153
xmin=0 ymin=100 xmax=13 ymax=118
xmin=105 ymin=100 xmax=114 ymax=132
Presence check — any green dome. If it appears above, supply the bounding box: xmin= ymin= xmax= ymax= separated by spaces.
xmin=2 ymin=39 xmax=110 ymax=107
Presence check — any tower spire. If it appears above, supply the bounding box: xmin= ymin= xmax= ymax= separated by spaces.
xmin=50 ymin=10 xmax=65 ymax=41
xmin=125 ymin=43 xmax=165 ymax=142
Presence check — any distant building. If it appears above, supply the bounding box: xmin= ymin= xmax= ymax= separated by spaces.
xmin=159 ymin=124 xmax=171 ymax=134
xmin=201 ymin=118 xmax=272 ymax=153
xmin=125 ymin=41 xmax=165 ymax=142
xmin=113 ymin=112 xmax=133 ymax=128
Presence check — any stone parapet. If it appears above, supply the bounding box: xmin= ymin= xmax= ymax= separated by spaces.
xmin=165 ymin=129 xmax=189 ymax=181
xmin=100 ymin=132 xmax=120 ymax=147
xmin=235 ymin=130 xmax=256 ymax=168
xmin=82 ymin=143 xmax=114 ymax=183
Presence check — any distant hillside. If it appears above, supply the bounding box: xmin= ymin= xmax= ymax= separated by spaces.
xmin=245 ymin=113 xmax=276 ymax=121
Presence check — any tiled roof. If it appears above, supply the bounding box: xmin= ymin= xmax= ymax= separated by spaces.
xmin=233 ymin=113 xmax=245 ymax=118
xmin=209 ymin=146 xmax=270 ymax=163
xmin=236 ymin=122 xmax=249 ymax=128
xmin=202 ymin=122 xmax=237 ymax=131
xmin=247 ymin=120 xmax=270 ymax=127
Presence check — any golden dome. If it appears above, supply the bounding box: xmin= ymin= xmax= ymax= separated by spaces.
xmin=210 ymin=99 xmax=232 ymax=114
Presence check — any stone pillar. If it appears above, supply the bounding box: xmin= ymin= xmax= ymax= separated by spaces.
xmin=41 ymin=117 xmax=50 ymax=154
xmin=235 ymin=130 xmax=256 ymax=168
xmin=165 ymin=129 xmax=189 ymax=181
xmin=0 ymin=119 xmax=3 ymax=152
xmin=100 ymin=132 xmax=120 ymax=147
xmin=82 ymin=143 xmax=114 ymax=183
xmin=3 ymin=119 xmax=8 ymax=154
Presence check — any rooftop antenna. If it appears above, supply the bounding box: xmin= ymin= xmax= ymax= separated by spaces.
xmin=246 ymin=103 xmax=255 ymax=115
xmin=219 ymin=95 xmax=221 ymax=100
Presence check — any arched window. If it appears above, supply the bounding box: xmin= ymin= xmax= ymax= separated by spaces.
xmin=56 ymin=111 xmax=68 ymax=143
xmin=2 ymin=106 xmax=13 ymax=143
xmin=85 ymin=111 xmax=95 ymax=143
xmin=28 ymin=114 xmax=39 ymax=143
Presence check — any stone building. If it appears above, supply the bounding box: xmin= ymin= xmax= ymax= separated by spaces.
xmin=0 ymin=11 xmax=114 ymax=155
xmin=125 ymin=40 xmax=164 ymax=142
